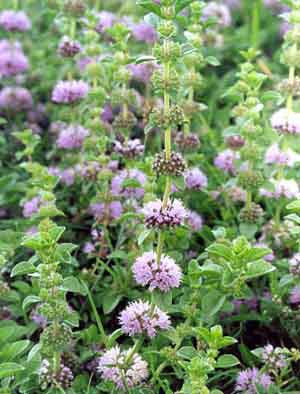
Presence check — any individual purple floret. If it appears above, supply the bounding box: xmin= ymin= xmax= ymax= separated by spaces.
xmin=265 ymin=143 xmax=300 ymax=167
xmin=235 ymin=367 xmax=272 ymax=393
xmin=113 ymin=138 xmax=144 ymax=158
xmin=202 ymin=2 xmax=232 ymax=28
xmin=56 ymin=124 xmax=89 ymax=149
xmin=89 ymin=201 xmax=123 ymax=222
xmin=262 ymin=344 xmax=288 ymax=370
xmin=52 ymin=80 xmax=89 ymax=104
xmin=0 ymin=10 xmax=31 ymax=32
xmin=30 ymin=306 xmax=47 ymax=328
xmin=119 ymin=300 xmax=170 ymax=337
xmin=184 ymin=168 xmax=208 ymax=190
xmin=132 ymin=251 xmax=182 ymax=292
xmin=95 ymin=11 xmax=116 ymax=34
xmin=39 ymin=360 xmax=74 ymax=390
xmin=58 ymin=36 xmax=81 ymax=57
xmin=143 ymin=199 xmax=187 ymax=229
xmin=271 ymin=108 xmax=300 ymax=134
xmin=111 ymin=169 xmax=147 ymax=199
xmin=98 ymin=346 xmax=148 ymax=389
xmin=83 ymin=241 xmax=96 ymax=254
xmin=0 ymin=40 xmax=29 ymax=77
xmin=0 ymin=87 xmax=33 ymax=111
xmin=48 ymin=167 xmax=75 ymax=186
xmin=289 ymin=253 xmax=300 ymax=275
xmin=260 ymin=179 xmax=300 ymax=199
xmin=131 ymin=22 xmax=158 ymax=44
xmin=214 ymin=149 xmax=238 ymax=174
xmin=187 ymin=210 xmax=203 ymax=231
xmin=290 ymin=286 xmax=300 ymax=304
xmin=23 ymin=197 xmax=42 ymax=218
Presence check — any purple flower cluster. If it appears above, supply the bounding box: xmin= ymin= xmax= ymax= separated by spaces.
xmin=131 ymin=22 xmax=158 ymax=44
xmin=0 ymin=10 xmax=31 ymax=32
xmin=236 ymin=368 xmax=272 ymax=393
xmin=52 ymin=80 xmax=89 ymax=104
xmin=111 ymin=169 xmax=147 ymax=199
xmin=95 ymin=11 xmax=116 ymax=34
xmin=265 ymin=143 xmax=300 ymax=167
xmin=56 ymin=124 xmax=89 ymax=149
xmin=184 ymin=168 xmax=208 ymax=190
xmin=0 ymin=87 xmax=33 ymax=111
xmin=0 ymin=40 xmax=29 ymax=77
xmin=89 ymin=201 xmax=123 ymax=222
xmin=48 ymin=167 xmax=75 ymax=186
xmin=113 ymin=138 xmax=144 ymax=158
xmin=262 ymin=344 xmax=288 ymax=370
xmin=119 ymin=300 xmax=170 ymax=337
xmin=289 ymin=253 xmax=300 ymax=275
xmin=187 ymin=210 xmax=203 ymax=231
xmin=23 ymin=197 xmax=42 ymax=218
xmin=58 ymin=36 xmax=81 ymax=57
xmin=98 ymin=346 xmax=148 ymax=389
xmin=202 ymin=2 xmax=232 ymax=28
xmin=260 ymin=179 xmax=300 ymax=199
xmin=132 ymin=251 xmax=182 ymax=292
xmin=290 ymin=286 xmax=300 ymax=304
xmin=214 ymin=149 xmax=238 ymax=174
xmin=143 ymin=199 xmax=187 ymax=229
xmin=271 ymin=108 xmax=300 ymax=134
xmin=128 ymin=63 xmax=156 ymax=84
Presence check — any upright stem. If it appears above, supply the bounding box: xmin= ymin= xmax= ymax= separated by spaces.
xmin=246 ymin=190 xmax=252 ymax=210
xmin=156 ymin=231 xmax=165 ymax=266
xmin=251 ymin=0 xmax=261 ymax=48
xmin=287 ymin=53 xmax=296 ymax=112
xmin=70 ymin=18 xmax=76 ymax=40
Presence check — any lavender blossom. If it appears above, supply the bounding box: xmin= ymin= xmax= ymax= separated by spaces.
xmin=56 ymin=124 xmax=89 ymax=149
xmin=214 ymin=149 xmax=238 ymax=174
xmin=23 ymin=197 xmax=42 ymax=218
xmin=271 ymin=108 xmax=300 ymax=134
xmin=262 ymin=344 xmax=288 ymax=370
xmin=132 ymin=251 xmax=182 ymax=292
xmin=235 ymin=368 xmax=272 ymax=393
xmin=131 ymin=22 xmax=158 ymax=44
xmin=0 ymin=40 xmax=29 ymax=77
xmin=52 ymin=80 xmax=89 ymax=104
xmin=290 ymin=286 xmax=300 ymax=304
xmin=89 ymin=201 xmax=123 ymax=222
xmin=265 ymin=143 xmax=300 ymax=167
xmin=184 ymin=168 xmax=208 ymax=190
xmin=0 ymin=87 xmax=33 ymax=111
xmin=58 ymin=36 xmax=81 ymax=57
xmin=128 ymin=63 xmax=156 ymax=84
xmin=202 ymin=2 xmax=232 ymax=28
xmin=95 ymin=11 xmax=116 ymax=33
xmin=113 ymin=138 xmax=144 ymax=158
xmin=260 ymin=179 xmax=300 ymax=199
xmin=111 ymin=169 xmax=147 ymax=199
xmin=119 ymin=300 xmax=170 ymax=337
xmin=98 ymin=346 xmax=148 ymax=389
xmin=143 ymin=199 xmax=187 ymax=229
xmin=0 ymin=10 xmax=31 ymax=32
xmin=289 ymin=253 xmax=300 ymax=275
xmin=187 ymin=210 xmax=203 ymax=231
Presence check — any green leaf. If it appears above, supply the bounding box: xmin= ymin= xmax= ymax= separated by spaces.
xmin=245 ymin=260 xmax=275 ymax=279
xmin=107 ymin=329 xmax=123 ymax=347
xmin=201 ymin=290 xmax=226 ymax=316
xmin=138 ymin=228 xmax=153 ymax=246
xmin=175 ymin=0 xmax=195 ymax=13
xmin=136 ymin=0 xmax=162 ymax=16
xmin=0 ymin=340 xmax=30 ymax=362
xmin=261 ymin=91 xmax=283 ymax=105
xmin=11 ymin=261 xmax=36 ymax=277
xmin=176 ymin=346 xmax=198 ymax=360
xmin=0 ymin=362 xmax=24 ymax=378
xmin=206 ymin=243 xmax=233 ymax=261
xmin=287 ymin=200 xmax=300 ymax=212
xmin=135 ymin=55 xmax=156 ymax=64
xmin=61 ymin=276 xmax=87 ymax=295
xmin=206 ymin=56 xmax=220 ymax=66
xmin=22 ymin=295 xmax=41 ymax=311
xmin=216 ymin=354 xmax=240 ymax=368
xmin=103 ymin=293 xmax=122 ymax=315
xmin=239 ymin=223 xmax=258 ymax=239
